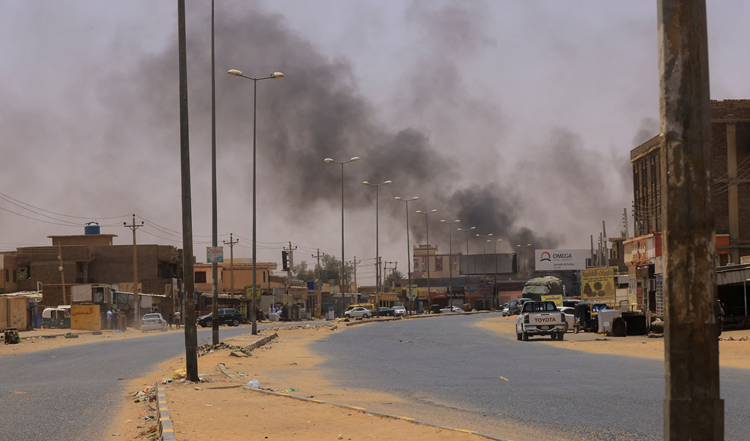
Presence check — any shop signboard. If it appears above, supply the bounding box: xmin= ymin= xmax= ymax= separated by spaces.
xmin=535 ymin=249 xmax=588 ymax=271
xmin=71 ymin=304 xmax=101 ymax=331
xmin=581 ymin=267 xmax=615 ymax=301
xmin=406 ymin=285 xmax=418 ymax=301
xmin=207 ymin=247 xmax=224 ymax=263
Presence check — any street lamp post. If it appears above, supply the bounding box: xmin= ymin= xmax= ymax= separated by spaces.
xmin=364 ymin=179 xmax=392 ymax=316
xmin=476 ymin=233 xmax=493 ymax=283
xmin=441 ymin=219 xmax=461 ymax=307
xmin=517 ymin=244 xmax=532 ymax=278
xmin=324 ymin=157 xmax=360 ymax=297
xmin=395 ymin=196 xmax=419 ymax=314
xmin=416 ymin=209 xmax=438 ymax=310
xmin=491 ymin=238 xmax=502 ymax=309
xmin=227 ymin=68 xmax=284 ymax=335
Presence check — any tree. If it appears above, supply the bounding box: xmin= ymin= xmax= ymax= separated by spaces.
xmin=291 ymin=254 xmax=353 ymax=288
xmin=384 ymin=270 xmax=405 ymax=292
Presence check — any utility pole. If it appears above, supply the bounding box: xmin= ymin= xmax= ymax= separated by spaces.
xmin=590 ymin=235 xmax=594 ymax=267
xmin=602 ymin=221 xmax=609 ymax=268
xmin=223 ymin=233 xmax=239 ymax=302
xmin=624 ymin=208 xmax=630 ymax=240
xmin=124 ymin=214 xmax=143 ymax=327
xmin=313 ymin=249 xmax=321 ymax=317
xmin=177 ymin=0 xmax=199 ymax=383
xmin=353 ymin=256 xmax=359 ymax=301
xmin=285 ymin=242 xmax=296 ymax=320
xmin=659 ymin=1 xmax=723 ymax=438
xmin=57 ymin=243 xmax=66 ymax=305
xmin=210 ymin=0 xmax=219 ymax=346
xmin=378 ymin=256 xmax=382 ymax=304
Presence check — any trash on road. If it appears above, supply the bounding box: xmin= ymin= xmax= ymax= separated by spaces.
xmin=247 ymin=379 xmax=261 ymax=389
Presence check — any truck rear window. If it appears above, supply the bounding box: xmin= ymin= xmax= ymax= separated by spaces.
xmin=523 ymin=302 xmax=557 ymax=312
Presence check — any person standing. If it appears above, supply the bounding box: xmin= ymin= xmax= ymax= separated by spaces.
xmin=168 ymin=312 xmax=174 ymax=330
xmin=106 ymin=309 xmax=113 ymax=330
xmin=174 ymin=310 xmax=181 ymax=329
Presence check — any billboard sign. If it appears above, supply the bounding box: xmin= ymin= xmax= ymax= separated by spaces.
xmin=581 ymin=268 xmax=615 ymax=301
xmin=207 ymin=247 xmax=224 ymax=263
xmin=535 ymin=249 xmax=588 ymax=271
xmin=406 ymin=285 xmax=418 ymax=301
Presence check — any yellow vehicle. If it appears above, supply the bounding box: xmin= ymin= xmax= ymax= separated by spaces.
xmin=345 ymin=303 xmax=376 ymax=314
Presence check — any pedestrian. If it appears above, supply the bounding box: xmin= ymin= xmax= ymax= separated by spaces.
xmin=106 ymin=309 xmax=113 ymax=330
xmin=168 ymin=313 xmax=174 ymax=330
xmin=174 ymin=310 xmax=181 ymax=329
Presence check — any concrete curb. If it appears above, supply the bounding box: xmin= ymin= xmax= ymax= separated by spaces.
xmin=244 ymin=332 xmax=278 ymax=351
xmin=155 ymin=383 xmax=176 ymax=441
xmin=240 ymin=385 xmax=511 ymax=441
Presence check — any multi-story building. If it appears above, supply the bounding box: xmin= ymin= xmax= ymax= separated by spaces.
xmin=631 ymin=99 xmax=750 ymax=266
xmin=411 ymin=245 xmax=460 ymax=279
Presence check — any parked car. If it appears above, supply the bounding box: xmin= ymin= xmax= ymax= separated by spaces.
xmin=430 ymin=304 xmax=442 ymax=314
xmin=141 ymin=313 xmax=168 ymax=332
xmin=502 ymin=306 xmax=510 ymax=317
xmin=345 ymin=307 xmax=371 ymax=319
xmin=378 ymin=307 xmax=395 ymax=317
xmin=558 ymin=306 xmax=575 ymax=332
xmin=197 ymin=308 xmax=244 ymax=328
xmin=440 ymin=306 xmax=462 ymax=313
xmin=393 ymin=306 xmax=406 ymax=316
xmin=345 ymin=303 xmax=376 ymax=315
xmin=508 ymin=298 xmax=533 ymax=315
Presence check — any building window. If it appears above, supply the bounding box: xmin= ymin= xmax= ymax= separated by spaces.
xmin=5 ymin=269 xmax=8 ymax=282
xmin=195 ymin=271 xmax=207 ymax=283
xmin=263 ymin=271 xmax=266 ymax=283
xmin=13 ymin=270 xmax=17 ymax=282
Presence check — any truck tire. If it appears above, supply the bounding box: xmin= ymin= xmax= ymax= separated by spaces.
xmin=551 ymin=333 xmax=557 ymax=341
xmin=558 ymin=332 xmax=564 ymax=341
xmin=522 ymin=331 xmax=529 ymax=341
xmin=516 ymin=332 xmax=522 ymax=341
xmin=574 ymin=324 xmax=579 ymax=334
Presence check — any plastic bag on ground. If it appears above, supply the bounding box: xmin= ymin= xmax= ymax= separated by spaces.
xmin=247 ymin=379 xmax=261 ymax=389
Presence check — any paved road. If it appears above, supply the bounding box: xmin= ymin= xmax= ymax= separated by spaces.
xmin=310 ymin=314 xmax=750 ymax=441
xmin=0 ymin=324 xmax=279 ymax=441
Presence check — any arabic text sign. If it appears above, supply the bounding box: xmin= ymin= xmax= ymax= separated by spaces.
xmin=207 ymin=247 xmax=224 ymax=263
xmin=581 ymin=268 xmax=615 ymax=301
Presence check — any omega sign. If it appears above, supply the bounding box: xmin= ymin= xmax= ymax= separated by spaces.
xmin=535 ymin=249 xmax=588 ymax=271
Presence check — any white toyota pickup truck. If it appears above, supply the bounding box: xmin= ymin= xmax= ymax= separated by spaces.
xmin=515 ymin=301 xmax=567 ymax=341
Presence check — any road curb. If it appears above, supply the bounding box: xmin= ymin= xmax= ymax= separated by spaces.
xmin=155 ymin=383 xmax=176 ymax=441
xmin=240 ymin=385 xmax=511 ymax=441
xmin=343 ymin=310 xmax=495 ymax=326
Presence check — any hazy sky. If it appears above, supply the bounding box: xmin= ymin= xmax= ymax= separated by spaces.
xmin=1 ymin=1 xmax=748 ymax=285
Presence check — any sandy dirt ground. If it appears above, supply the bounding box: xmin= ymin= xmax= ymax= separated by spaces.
xmin=478 ymin=316 xmax=750 ymax=369
xmin=106 ymin=323 xmax=487 ymax=441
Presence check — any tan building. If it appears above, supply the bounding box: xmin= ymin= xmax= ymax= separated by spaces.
xmin=0 ymin=252 xmax=20 ymax=294
xmin=631 ymin=99 xmax=750 ymax=265
xmin=411 ymin=245 xmax=460 ymax=279
xmin=193 ymin=260 xmax=280 ymax=296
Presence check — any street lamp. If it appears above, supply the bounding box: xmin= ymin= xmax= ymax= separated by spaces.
xmin=363 ymin=179 xmax=392 ymax=316
xmin=441 ymin=219 xmax=461 ymax=307
xmin=491 ymin=238 xmax=502 ymax=309
xmin=228 ymin=68 xmax=284 ymax=335
xmin=416 ymin=209 xmax=438 ymax=309
xmin=324 ymin=157 xmax=360 ymax=297
xmin=395 ymin=196 xmax=419 ymax=313
xmin=476 ymin=233 xmax=493 ymax=282
xmin=517 ymin=243 xmax=532 ymax=278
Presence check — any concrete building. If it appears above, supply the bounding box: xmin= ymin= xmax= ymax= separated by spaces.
xmin=10 ymin=233 xmax=182 ymax=308
xmin=0 ymin=252 xmax=20 ymax=294
xmin=631 ymin=99 xmax=750 ymax=265
xmin=411 ymin=245 xmax=460 ymax=279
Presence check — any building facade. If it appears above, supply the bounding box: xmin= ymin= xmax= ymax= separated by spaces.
xmin=631 ymin=99 xmax=750 ymax=266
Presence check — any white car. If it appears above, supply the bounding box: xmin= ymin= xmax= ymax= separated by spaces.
xmin=345 ymin=307 xmax=371 ymax=319
xmin=141 ymin=313 xmax=168 ymax=332
xmin=440 ymin=306 xmax=462 ymax=313
xmin=558 ymin=306 xmax=575 ymax=332
xmin=392 ymin=306 xmax=406 ymax=316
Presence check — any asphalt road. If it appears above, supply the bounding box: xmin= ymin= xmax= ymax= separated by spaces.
xmin=310 ymin=314 xmax=750 ymax=441
xmin=2 ymin=316 xmax=748 ymax=441
xmin=0 ymin=324 xmax=276 ymax=441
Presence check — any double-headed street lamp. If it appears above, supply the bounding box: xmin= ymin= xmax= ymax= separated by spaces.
xmin=395 ymin=196 xmax=419 ymax=312
xmin=364 ymin=179 xmax=392 ymax=316
xmin=324 ymin=157 xmax=360 ymax=295
xmin=227 ymin=68 xmax=284 ymax=335
xmin=476 ymin=233 xmax=493 ymax=282
xmin=457 ymin=226 xmax=476 ymax=255
xmin=440 ymin=219 xmax=460 ymax=307
xmin=517 ymin=243 xmax=532 ymax=278
xmin=416 ymin=209 xmax=438 ymax=308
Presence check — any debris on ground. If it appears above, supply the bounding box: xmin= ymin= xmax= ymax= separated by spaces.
xmin=197 ymin=342 xmax=253 ymax=357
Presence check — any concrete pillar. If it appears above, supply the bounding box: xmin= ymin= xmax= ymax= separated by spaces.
xmin=727 ymin=119 xmax=740 ymax=264
xmin=658 ymin=0 xmax=723 ymax=439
